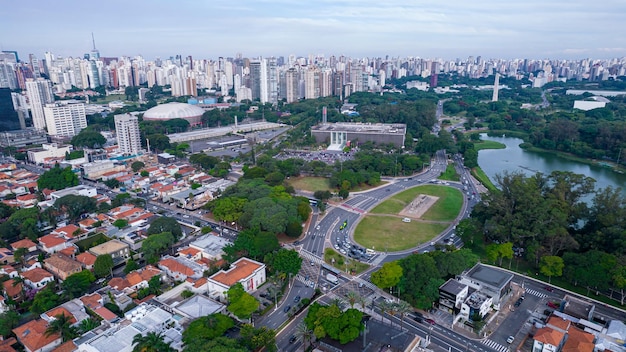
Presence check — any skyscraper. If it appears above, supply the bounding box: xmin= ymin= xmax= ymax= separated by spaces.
xmin=284 ymin=68 xmax=299 ymax=103
xmin=25 ymin=78 xmax=55 ymax=130
xmin=114 ymin=113 xmax=141 ymax=156
xmin=43 ymin=103 xmax=87 ymax=137
xmin=249 ymin=59 xmax=269 ymax=103
xmin=0 ymin=88 xmax=21 ymax=131
xmin=267 ymin=57 xmax=278 ymax=105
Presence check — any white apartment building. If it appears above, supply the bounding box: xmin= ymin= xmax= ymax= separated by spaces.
xmin=114 ymin=113 xmax=141 ymax=155
xmin=43 ymin=103 xmax=87 ymax=137
xmin=25 ymin=78 xmax=55 ymax=130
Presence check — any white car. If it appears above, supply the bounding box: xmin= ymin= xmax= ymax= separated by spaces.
xmin=339 ymin=249 xmax=346 ymax=254
xmin=182 ymin=215 xmax=190 ymax=218
xmin=506 ymin=336 xmax=514 ymax=344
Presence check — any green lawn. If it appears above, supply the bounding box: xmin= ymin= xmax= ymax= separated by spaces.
xmin=439 ymin=164 xmax=460 ymax=181
xmin=324 ymin=248 xmax=369 ymax=274
xmin=287 ymin=176 xmax=332 ymax=192
xmin=353 ymin=216 xmax=448 ymax=252
xmin=370 ymin=185 xmax=463 ymax=221
xmin=473 ymin=140 xmax=506 ymax=151
xmin=471 ymin=167 xmax=498 ymax=192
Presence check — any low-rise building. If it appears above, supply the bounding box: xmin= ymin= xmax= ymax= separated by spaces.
xmin=75 ymin=252 xmax=97 ymax=270
xmin=38 ymin=234 xmax=71 ymax=254
xmin=189 ymin=234 xmax=230 ymax=260
xmin=158 ymin=256 xmax=204 ymax=281
xmin=10 ymin=238 xmax=37 ymax=253
xmin=26 ymin=143 xmax=71 ymax=165
xmin=0 ymin=247 xmax=14 ymax=264
xmin=44 ymin=253 xmax=83 ymax=281
xmin=439 ymin=279 xmax=469 ymax=314
xmin=13 ymin=319 xmax=62 ymax=352
xmin=89 ymin=239 xmax=130 ymax=264
xmin=457 ymin=264 xmax=513 ymax=310
xmin=21 ymin=267 xmax=55 ymax=290
xmin=207 ymin=257 xmax=266 ymax=301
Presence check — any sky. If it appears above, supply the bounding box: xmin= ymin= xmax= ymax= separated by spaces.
xmin=3 ymin=0 xmax=626 ymax=61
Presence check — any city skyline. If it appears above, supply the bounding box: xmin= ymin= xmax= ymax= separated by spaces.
xmin=3 ymin=0 xmax=626 ymax=60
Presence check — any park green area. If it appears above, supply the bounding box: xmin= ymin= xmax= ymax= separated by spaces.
xmin=354 ymin=185 xmax=462 ymax=251
xmin=472 ymin=139 xmax=505 ymax=151
xmin=287 ymin=176 xmax=332 ymax=192
xmin=438 ymin=164 xmax=460 ymax=181
xmin=354 ymin=216 xmax=448 ymax=252
xmin=324 ymin=248 xmax=369 ymax=274
xmin=370 ymin=185 xmax=462 ymax=221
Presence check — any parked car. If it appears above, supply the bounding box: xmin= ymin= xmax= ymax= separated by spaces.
xmin=544 ymin=286 xmax=554 ymax=292
xmin=289 ymin=335 xmax=297 ymax=344
xmin=506 ymin=336 xmax=514 ymax=344
xmin=547 ymin=301 xmax=559 ymax=309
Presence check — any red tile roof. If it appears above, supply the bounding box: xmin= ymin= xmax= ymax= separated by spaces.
xmin=45 ymin=307 xmax=77 ymax=324
xmin=13 ymin=319 xmax=60 ymax=352
xmin=79 ymin=293 xmax=102 ymax=309
xmin=210 ymin=258 xmax=262 ymax=287
xmin=2 ymin=279 xmax=22 ymax=299
xmin=94 ymin=307 xmax=118 ymax=321
xmin=51 ymin=340 xmax=77 ymax=352
xmin=21 ymin=267 xmax=53 ymax=284
xmin=76 ymin=252 xmax=97 ymax=266
xmin=38 ymin=234 xmax=67 ymax=249
xmin=159 ymin=258 xmax=195 ymax=277
xmin=52 ymin=224 xmax=81 ymax=238
xmin=10 ymin=239 xmax=36 ymax=250
xmin=534 ymin=326 xmax=565 ymax=346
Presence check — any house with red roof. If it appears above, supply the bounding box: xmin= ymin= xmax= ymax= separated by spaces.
xmin=16 ymin=194 xmax=38 ymax=208
xmin=38 ymin=234 xmax=71 ymax=254
xmin=533 ymin=326 xmax=566 ymax=352
xmin=13 ymin=319 xmax=62 ymax=352
xmin=158 ymin=256 xmax=204 ymax=282
xmin=11 ymin=239 xmax=37 ymax=253
xmin=21 ymin=267 xmax=54 ymax=290
xmin=207 ymin=257 xmax=266 ymax=301
xmin=125 ymin=265 xmax=163 ymax=290
xmin=0 ymin=248 xmax=14 ymax=265
xmin=50 ymin=224 xmax=82 ymax=240
xmin=3 ymin=278 xmax=23 ymax=302
xmin=75 ymin=252 xmax=96 ymax=270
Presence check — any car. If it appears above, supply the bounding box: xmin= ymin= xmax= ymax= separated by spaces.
xmin=544 ymin=286 xmax=554 ymax=292
xmin=182 ymin=215 xmax=190 ymax=218
xmin=359 ymin=282 xmax=364 ymax=288
xmin=294 ymin=295 xmax=301 ymax=303
xmin=283 ymin=305 xmax=291 ymax=313
xmin=520 ymin=294 xmax=525 ymax=300
xmin=289 ymin=335 xmax=297 ymax=344
xmin=334 ymin=244 xmax=340 ymax=249
xmin=316 ymin=225 xmax=320 ymax=230
xmin=310 ymin=261 xmax=315 ymax=266
xmin=425 ymin=319 xmax=436 ymax=325
xmin=514 ymin=299 xmax=522 ymax=307
xmin=506 ymin=336 xmax=514 ymax=344
xmin=547 ymin=301 xmax=559 ymax=309
xmin=413 ymin=316 xmax=423 ymax=323
xmin=309 ymin=281 xmax=314 ymax=288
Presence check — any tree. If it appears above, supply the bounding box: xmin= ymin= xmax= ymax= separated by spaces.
xmin=239 ymin=324 xmax=277 ymax=352
xmin=13 ymin=247 xmax=28 ymax=265
xmin=264 ymin=249 xmax=302 ymax=276
xmin=131 ymin=161 xmax=145 ymax=173
xmin=0 ymin=311 xmax=19 ymax=338
xmin=371 ymin=261 xmax=403 ymax=291
xmin=540 ymin=256 xmax=564 ymax=283
xmin=132 ymin=332 xmax=174 ymax=352
xmin=124 ymin=258 xmax=140 ymax=274
xmin=223 ymin=228 xmax=279 ymax=262
xmin=45 ymin=313 xmax=78 ymax=342
xmin=226 ymin=283 xmax=259 ymax=320
xmin=54 ymin=194 xmax=97 ymax=222
xmin=113 ymin=219 xmax=129 ymax=229
xmin=71 ymin=129 xmax=106 ymax=149
xmin=146 ymin=134 xmax=171 ymax=153
xmin=394 ymin=300 xmax=412 ymax=332
xmin=314 ymin=190 xmax=332 ymax=201
xmin=182 ymin=314 xmax=234 ymax=345
xmin=104 ymin=178 xmax=121 ymax=189
xmin=142 ymin=232 xmax=176 ymax=264
xmin=78 ymin=318 xmax=100 ymax=334
xmin=94 ymin=254 xmax=114 ymax=278
xmin=294 ymin=322 xmax=314 ymax=351
xmin=37 ymin=165 xmax=79 ymax=191
xmin=31 ymin=285 xmax=61 ymax=314
xmin=62 ymin=270 xmax=96 ymax=299
xmin=147 ymin=216 xmax=182 ymax=240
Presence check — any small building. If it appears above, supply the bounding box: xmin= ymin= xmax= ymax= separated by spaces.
xmin=460 ymin=290 xmax=493 ymax=321
xmin=157 ymin=152 xmax=176 ymax=164
xmin=207 ymin=257 xmax=266 ymax=301
xmin=457 ymin=264 xmax=513 ymax=310
xmin=533 ymin=326 xmax=566 ymax=352
xmin=89 ymin=239 xmax=130 ymax=264
xmin=75 ymin=252 xmax=97 ymax=270
xmin=311 ymin=122 xmax=406 ymax=149
xmin=3 ymin=278 xmax=23 ymax=302
xmin=44 ymin=253 xmax=83 ymax=281
xmin=13 ymin=319 xmax=62 ymax=352
xmin=21 ymin=267 xmax=55 ymax=290
xmin=11 ymin=238 xmax=37 ymax=253
xmin=26 ymin=143 xmax=71 ymax=165
xmin=0 ymin=247 xmax=14 ymax=264
xmin=38 ymin=234 xmax=71 ymax=254
xmin=158 ymin=255 xmax=205 ymax=281
xmin=439 ymin=279 xmax=469 ymax=314
xmin=561 ymin=295 xmax=595 ymax=321
xmin=189 ymin=234 xmax=231 ymax=260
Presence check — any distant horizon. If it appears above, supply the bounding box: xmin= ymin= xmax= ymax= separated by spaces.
xmin=3 ymin=0 xmax=625 ymax=61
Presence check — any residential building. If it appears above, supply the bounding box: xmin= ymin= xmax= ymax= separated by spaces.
xmin=189 ymin=234 xmax=230 ymax=260
xmin=114 ymin=113 xmax=141 ymax=156
xmin=38 ymin=234 xmax=71 ymax=254
xmin=533 ymin=326 xmax=566 ymax=352
xmin=439 ymin=278 xmax=469 ymax=314
xmin=457 ymin=264 xmax=513 ymax=310
xmin=207 ymin=257 xmax=266 ymax=301
xmin=0 ymin=247 xmax=14 ymax=264
xmin=158 ymin=255 xmax=204 ymax=281
xmin=44 ymin=253 xmax=83 ymax=281
xmin=49 ymin=185 xmax=97 ymax=202
xmin=3 ymin=278 xmax=23 ymax=302
xmin=10 ymin=238 xmax=37 ymax=252
xmin=0 ymin=88 xmax=21 ymax=131
xmin=43 ymin=102 xmax=87 ymax=138
xmin=0 ymin=128 xmax=48 ymax=148
xmin=26 ymin=143 xmax=71 ymax=164
xmin=13 ymin=319 xmax=62 ymax=352
xmin=25 ymin=78 xmax=55 ymax=131
xmin=125 ymin=265 xmax=163 ymax=291
xmin=75 ymin=252 xmax=97 ymax=270
xmin=21 ymin=267 xmax=55 ymax=290
xmin=89 ymin=240 xmax=130 ymax=264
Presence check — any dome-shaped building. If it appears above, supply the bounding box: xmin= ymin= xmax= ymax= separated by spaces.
xmin=143 ymin=102 xmax=205 ymax=126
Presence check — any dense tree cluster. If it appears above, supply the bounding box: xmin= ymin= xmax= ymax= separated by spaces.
xmin=304 ymin=302 xmax=363 ymax=344
xmin=54 ymin=194 xmax=97 ymax=222
xmin=70 ymin=127 xmax=106 ymax=149
xmin=462 ymin=170 xmax=626 ymax=304
xmin=37 ymin=164 xmax=79 ymax=191
xmin=226 ymin=282 xmax=259 ymax=320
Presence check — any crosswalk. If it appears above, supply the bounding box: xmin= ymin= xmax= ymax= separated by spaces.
xmin=483 ymin=339 xmax=508 ymax=352
xmin=295 ymin=274 xmax=316 ymax=289
xmin=524 ymin=288 xmax=548 ymax=298
xmin=354 ymin=277 xmax=378 ymax=291
xmin=299 ymin=250 xmax=324 ymax=265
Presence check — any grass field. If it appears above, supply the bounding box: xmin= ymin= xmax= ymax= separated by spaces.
xmin=353 ymin=216 xmax=448 ymax=252
xmin=471 ymin=166 xmax=498 ymax=192
xmin=473 ymin=140 xmax=506 ymax=151
xmin=439 ymin=164 xmax=460 ymax=181
xmin=287 ymin=177 xmax=332 ymax=192
xmin=324 ymin=248 xmax=370 ymax=274
xmin=370 ymin=185 xmax=462 ymax=221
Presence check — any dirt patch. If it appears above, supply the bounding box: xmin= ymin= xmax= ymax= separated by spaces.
xmin=399 ymin=194 xmax=439 ymax=219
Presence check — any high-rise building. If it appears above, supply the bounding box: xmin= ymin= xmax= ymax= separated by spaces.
xmin=0 ymin=88 xmax=21 ymax=131
xmin=114 ymin=113 xmax=141 ymax=156
xmin=304 ymin=66 xmax=320 ymax=100
xmin=43 ymin=103 xmax=87 ymax=137
xmin=284 ymin=68 xmax=299 ymax=103
xmin=25 ymin=78 xmax=55 ymax=130
xmin=267 ymin=57 xmax=278 ymax=105
xmin=0 ymin=62 xmax=18 ymax=89
xmin=249 ymin=59 xmax=269 ymax=103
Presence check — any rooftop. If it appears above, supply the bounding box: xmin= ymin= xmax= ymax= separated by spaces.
xmin=89 ymin=239 xmax=129 ymax=256
xmin=210 ymin=257 xmax=264 ymax=287
xmin=464 ymin=264 xmax=513 ymax=290
xmin=439 ymin=279 xmax=467 ymax=296
xmin=13 ymin=319 xmax=60 ymax=352
xmin=534 ymin=326 xmax=565 ymax=346
xmin=174 ymin=294 xmax=225 ymax=319
xmin=189 ymin=234 xmax=230 ymax=258
xmin=312 ymin=122 xmax=406 ymax=134
xmin=44 ymin=253 xmax=82 ymax=274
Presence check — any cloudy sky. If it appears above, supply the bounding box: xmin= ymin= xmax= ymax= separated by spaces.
xmin=3 ymin=0 xmax=626 ymax=60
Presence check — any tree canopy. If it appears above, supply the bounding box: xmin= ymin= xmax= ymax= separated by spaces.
xmin=71 ymin=128 xmax=106 ymax=149
xmin=182 ymin=314 xmax=234 ymax=345
xmin=371 ymin=261 xmax=403 ymax=290
xmin=304 ymin=302 xmax=363 ymax=344
xmin=62 ymin=270 xmax=96 ymax=299
xmin=54 ymin=194 xmax=97 ymax=222
xmin=226 ymin=283 xmax=259 ymax=320
xmin=264 ymin=249 xmax=302 ymax=276
xmin=142 ymin=232 xmax=176 ymax=264
xmin=147 ymin=216 xmax=183 ymax=240
xmin=37 ymin=165 xmax=79 ymax=191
